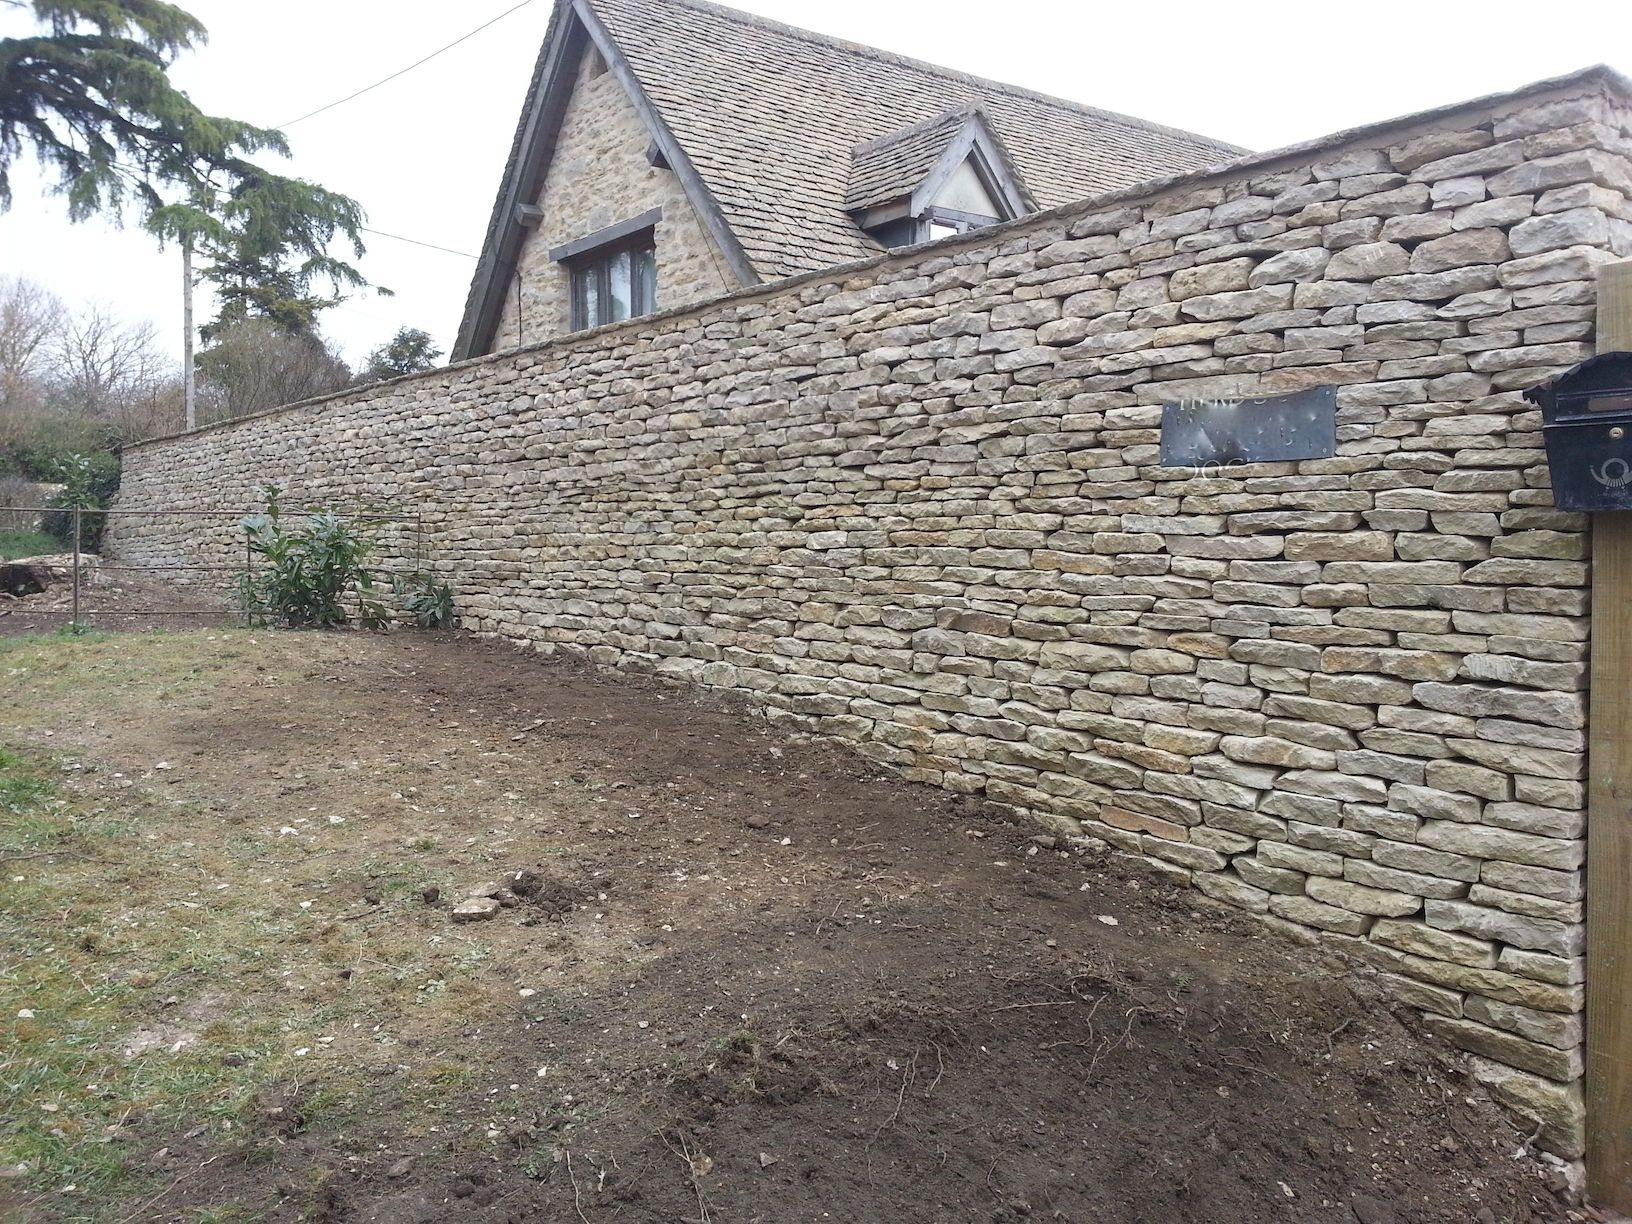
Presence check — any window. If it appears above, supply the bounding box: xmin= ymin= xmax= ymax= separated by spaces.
xmin=921 ymin=207 xmax=995 ymax=243
xmin=570 ymin=234 xmax=656 ymax=331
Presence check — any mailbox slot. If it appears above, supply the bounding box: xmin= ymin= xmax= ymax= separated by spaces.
xmin=1559 ymin=390 xmax=1632 ymax=418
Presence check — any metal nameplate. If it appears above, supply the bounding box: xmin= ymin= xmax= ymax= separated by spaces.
xmin=1159 ymin=386 xmax=1337 ymax=467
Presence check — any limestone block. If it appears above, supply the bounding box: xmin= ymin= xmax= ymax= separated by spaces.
xmin=1497 ymin=244 xmax=1617 ymax=288
xmin=1388 ymin=128 xmax=1492 ymax=173
xmin=1424 ymin=897 xmax=1583 ymax=954
xmin=1373 ymin=971 xmax=1465 ymax=1018
xmin=1370 ymin=918 xmax=1498 ymax=967
xmin=1508 ymin=206 xmax=1611 ymax=255
xmin=1168 ymin=258 xmax=1256 ymax=299
xmin=1305 ymin=875 xmax=1421 ymax=917
xmin=1193 ymin=871 xmax=1270 ymax=911
xmin=1283 ymin=531 xmax=1393 ymax=561
xmin=1258 ymin=840 xmax=1344 ymax=878
xmin=1429 ymin=175 xmax=1486 ymax=207
xmin=1373 ymin=837 xmax=1482 ymax=881
xmin=1466 ymin=1057 xmax=1584 ymax=1158
xmin=1482 ymin=860 xmax=1583 ymax=902
xmin=1421 ymin=1014 xmax=1581 ymax=1081
xmin=1268 ymin=894 xmax=1374 ymax=936
xmin=1346 ymin=858 xmax=1469 ymax=900
xmin=1325 ymin=241 xmax=1411 ymax=280
xmin=1235 ymin=856 xmax=1307 ymax=894
xmin=1407 ymin=140 xmax=1524 ymax=183
xmin=1177 ymin=285 xmax=1294 ymax=321
xmin=1247 ymin=248 xmax=1331 ymax=287
xmin=1408 ymin=228 xmax=1510 ymax=273
xmin=1496 ymin=948 xmax=1583 ymax=986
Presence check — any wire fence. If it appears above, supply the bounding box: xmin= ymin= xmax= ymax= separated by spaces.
xmin=0 ymin=505 xmax=429 ymax=632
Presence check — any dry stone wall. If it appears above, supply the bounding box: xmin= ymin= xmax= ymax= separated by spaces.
xmin=113 ymin=69 xmax=1632 ymax=1160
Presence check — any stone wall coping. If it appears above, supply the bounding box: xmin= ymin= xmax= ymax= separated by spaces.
xmin=123 ymin=62 xmax=1630 ymax=456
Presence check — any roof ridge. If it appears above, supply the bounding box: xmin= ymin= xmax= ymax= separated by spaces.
xmin=584 ymin=0 xmax=1247 ymax=155
xmin=851 ymin=106 xmax=980 ymax=156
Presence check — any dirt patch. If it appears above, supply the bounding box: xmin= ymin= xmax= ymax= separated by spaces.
xmin=0 ymin=560 xmax=231 ymax=636
xmin=504 ymin=867 xmax=585 ymax=921
xmin=0 ymin=631 xmax=1584 ymax=1222
xmin=115 ymin=990 xmax=228 ymax=1060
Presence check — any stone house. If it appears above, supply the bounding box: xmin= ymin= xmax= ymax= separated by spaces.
xmin=452 ymin=0 xmax=1243 ymax=359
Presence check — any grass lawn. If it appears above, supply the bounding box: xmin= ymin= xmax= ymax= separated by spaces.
xmin=0 ymin=530 xmax=59 ymax=561
xmin=0 ymin=631 xmax=403 ymax=1222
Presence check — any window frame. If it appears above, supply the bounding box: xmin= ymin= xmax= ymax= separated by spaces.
xmin=568 ymin=230 xmax=657 ymax=331
xmin=548 ymin=209 xmax=664 ymax=333
xmin=919 ymin=206 xmax=999 ymax=242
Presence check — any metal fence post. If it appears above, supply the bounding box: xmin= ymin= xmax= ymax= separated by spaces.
xmin=71 ymin=505 xmax=81 ymax=629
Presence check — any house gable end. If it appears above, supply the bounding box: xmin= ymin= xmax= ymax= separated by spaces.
xmin=571 ymin=0 xmax=760 ymax=288
xmin=461 ymin=0 xmax=1246 ymax=358
xmin=494 ymin=35 xmax=741 ymax=346
xmin=453 ymin=0 xmax=755 ymax=360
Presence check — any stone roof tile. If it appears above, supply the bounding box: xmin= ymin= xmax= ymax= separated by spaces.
xmin=845 ymin=109 xmax=978 ymax=212
xmin=585 ymin=0 xmax=1245 ymax=277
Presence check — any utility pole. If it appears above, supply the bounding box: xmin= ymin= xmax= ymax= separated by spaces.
xmin=182 ymin=238 xmax=196 ymax=431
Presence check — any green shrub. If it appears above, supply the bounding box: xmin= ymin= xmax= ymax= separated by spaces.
xmin=393 ymin=573 xmax=457 ymax=629
xmin=42 ymin=453 xmax=121 ymax=553
xmin=3 ymin=416 xmax=114 ymax=482
xmin=238 ymin=485 xmax=388 ymax=629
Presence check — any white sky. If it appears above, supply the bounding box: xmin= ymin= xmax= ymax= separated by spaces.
xmin=1 ymin=0 xmax=1627 ymax=369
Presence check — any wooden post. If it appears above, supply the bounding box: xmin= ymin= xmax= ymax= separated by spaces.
xmin=1588 ymin=258 xmax=1632 ymax=1208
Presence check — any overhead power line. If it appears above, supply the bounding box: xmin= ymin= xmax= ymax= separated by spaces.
xmin=360 ymin=226 xmax=477 ymax=259
xmin=276 ymin=0 xmax=534 ymax=129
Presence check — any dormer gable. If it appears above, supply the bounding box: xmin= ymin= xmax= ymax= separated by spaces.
xmin=845 ymin=108 xmax=1034 ymax=249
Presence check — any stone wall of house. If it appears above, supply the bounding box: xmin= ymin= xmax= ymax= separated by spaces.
xmin=112 ymin=69 xmax=1632 ymax=1162
xmin=492 ymin=41 xmax=738 ymax=346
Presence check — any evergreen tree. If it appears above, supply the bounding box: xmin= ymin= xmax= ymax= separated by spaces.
xmin=152 ymin=172 xmax=368 ymax=341
xmin=1 ymin=0 xmax=371 ymax=333
xmin=4 ymin=0 xmax=275 ymax=215
xmin=359 ymin=327 xmax=440 ymax=382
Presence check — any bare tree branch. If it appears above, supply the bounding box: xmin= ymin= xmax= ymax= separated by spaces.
xmin=0 ymin=275 xmax=66 ymax=407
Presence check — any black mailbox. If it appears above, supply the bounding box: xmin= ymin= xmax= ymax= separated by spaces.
xmin=1525 ymin=352 xmax=1632 ymax=511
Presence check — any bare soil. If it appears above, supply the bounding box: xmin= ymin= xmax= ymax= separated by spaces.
xmin=1 ymin=630 xmax=1581 ymax=1223
xmin=0 ymin=556 xmax=232 ymax=636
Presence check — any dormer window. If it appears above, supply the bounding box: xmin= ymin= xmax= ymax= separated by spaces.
xmin=845 ymin=108 xmax=1033 ymax=251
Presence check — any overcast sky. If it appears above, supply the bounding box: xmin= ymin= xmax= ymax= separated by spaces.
xmin=1 ymin=0 xmax=1626 ymax=370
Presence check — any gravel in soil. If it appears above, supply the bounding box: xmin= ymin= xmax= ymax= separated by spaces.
xmin=0 ymin=631 xmax=1578 ymax=1223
